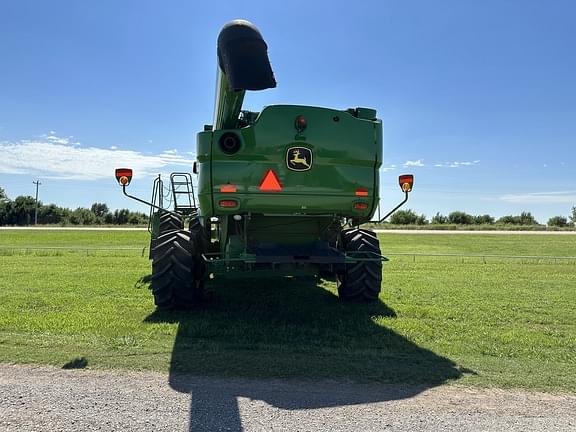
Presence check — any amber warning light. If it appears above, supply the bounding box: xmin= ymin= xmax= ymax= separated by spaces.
xmin=399 ymin=174 xmax=414 ymax=193
xmin=115 ymin=168 xmax=133 ymax=186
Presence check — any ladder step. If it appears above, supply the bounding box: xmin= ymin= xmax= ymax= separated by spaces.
xmin=170 ymin=173 xmax=196 ymax=211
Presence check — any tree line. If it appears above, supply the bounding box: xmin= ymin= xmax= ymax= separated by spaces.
xmin=0 ymin=187 xmax=148 ymax=226
xmin=2 ymin=185 xmax=574 ymax=228
xmin=388 ymin=208 xmax=576 ymax=228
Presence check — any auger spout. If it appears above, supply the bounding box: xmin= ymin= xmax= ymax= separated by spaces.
xmin=213 ymin=19 xmax=276 ymax=130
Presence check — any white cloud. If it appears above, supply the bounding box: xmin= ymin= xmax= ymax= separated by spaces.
xmin=404 ymin=159 xmax=425 ymax=167
xmin=45 ymin=135 xmax=69 ymax=145
xmin=0 ymin=134 xmax=195 ymax=181
xmin=434 ymin=160 xmax=480 ymax=168
xmin=500 ymin=191 xmax=576 ymax=204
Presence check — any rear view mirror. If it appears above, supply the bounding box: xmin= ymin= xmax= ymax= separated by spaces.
xmin=399 ymin=174 xmax=414 ymax=192
xmin=115 ymin=168 xmax=133 ymax=186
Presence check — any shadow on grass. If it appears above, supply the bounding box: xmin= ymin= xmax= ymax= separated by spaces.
xmin=62 ymin=356 xmax=88 ymax=370
xmin=134 ymin=274 xmax=152 ymax=289
xmin=144 ymin=277 xmax=467 ymax=431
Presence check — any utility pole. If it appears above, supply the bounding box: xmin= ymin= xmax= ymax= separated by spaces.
xmin=33 ymin=180 xmax=41 ymax=225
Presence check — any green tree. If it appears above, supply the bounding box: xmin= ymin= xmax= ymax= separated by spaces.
xmin=70 ymin=208 xmax=97 ymax=225
xmin=128 ymin=212 xmax=148 ymax=225
xmin=431 ymin=213 xmax=448 ymax=224
xmin=114 ymin=209 xmax=130 ymax=225
xmin=389 ymin=209 xmax=418 ymax=225
xmin=389 ymin=209 xmax=428 ymax=225
xmin=38 ymin=204 xmax=64 ymax=225
xmin=448 ymin=211 xmax=474 ymax=225
xmin=0 ymin=195 xmax=130 ymax=226
xmin=68 ymin=209 xmax=82 ymax=225
xmin=547 ymin=216 xmax=568 ymax=227
xmin=497 ymin=215 xmax=519 ymax=225
xmin=474 ymin=214 xmax=495 ymax=225
xmin=0 ymin=200 xmax=11 ymax=225
xmin=103 ymin=212 xmax=115 ymax=224
xmin=90 ymin=202 xmax=109 ymax=218
xmin=128 ymin=211 xmax=148 ymax=225
xmin=497 ymin=213 xmax=539 ymax=226
xmin=519 ymin=211 xmax=539 ymax=225
xmin=10 ymin=196 xmax=37 ymax=225
xmin=570 ymin=206 xmax=576 ymax=225
xmin=0 ymin=187 xmax=9 ymax=224
xmin=415 ymin=214 xmax=428 ymax=225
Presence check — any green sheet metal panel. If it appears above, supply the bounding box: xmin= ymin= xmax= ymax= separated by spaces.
xmin=197 ymin=104 xmax=382 ymax=222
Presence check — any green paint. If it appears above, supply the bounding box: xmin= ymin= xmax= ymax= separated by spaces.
xmin=199 ymin=104 xmax=382 ymax=220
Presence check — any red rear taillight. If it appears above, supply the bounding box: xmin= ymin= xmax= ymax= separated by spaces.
xmin=219 ymin=199 xmax=239 ymax=208
xmin=353 ymin=202 xmax=369 ymax=210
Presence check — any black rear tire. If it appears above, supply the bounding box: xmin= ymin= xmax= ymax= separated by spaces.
xmin=151 ymin=229 xmax=200 ymax=309
xmin=149 ymin=212 xmax=184 ymax=260
xmin=189 ymin=216 xmax=209 ymax=251
xmin=337 ymin=228 xmax=382 ymax=302
xmin=159 ymin=212 xmax=184 ymax=231
xmin=189 ymin=216 xmax=208 ymax=292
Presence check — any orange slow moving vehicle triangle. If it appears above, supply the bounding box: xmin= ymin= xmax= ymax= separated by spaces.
xmin=259 ymin=169 xmax=282 ymax=192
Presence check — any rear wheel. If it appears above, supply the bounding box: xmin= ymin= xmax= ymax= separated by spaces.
xmin=337 ymin=228 xmax=382 ymax=301
xmin=159 ymin=212 xmax=184 ymax=231
xmin=151 ymin=229 xmax=200 ymax=309
xmin=189 ymin=216 xmax=209 ymax=292
xmin=189 ymin=216 xmax=209 ymax=251
xmin=149 ymin=212 xmax=184 ymax=260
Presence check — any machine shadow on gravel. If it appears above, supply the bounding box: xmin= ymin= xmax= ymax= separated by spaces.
xmin=144 ymin=277 xmax=466 ymax=432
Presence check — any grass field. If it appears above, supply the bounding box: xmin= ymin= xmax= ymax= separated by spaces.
xmin=0 ymin=230 xmax=574 ymax=392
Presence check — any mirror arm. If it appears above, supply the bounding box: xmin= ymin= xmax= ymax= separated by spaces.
xmin=378 ymin=191 xmax=409 ymax=223
xmin=121 ymin=185 xmax=181 ymax=218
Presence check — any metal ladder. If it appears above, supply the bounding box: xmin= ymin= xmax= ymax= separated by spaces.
xmin=170 ymin=172 xmax=197 ymax=215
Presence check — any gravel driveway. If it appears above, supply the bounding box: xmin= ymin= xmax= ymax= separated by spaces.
xmin=1 ymin=364 xmax=575 ymax=432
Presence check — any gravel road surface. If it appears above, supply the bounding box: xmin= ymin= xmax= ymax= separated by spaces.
xmin=1 ymin=364 xmax=575 ymax=432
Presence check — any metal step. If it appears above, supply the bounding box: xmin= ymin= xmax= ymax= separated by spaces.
xmin=170 ymin=173 xmax=197 ymax=214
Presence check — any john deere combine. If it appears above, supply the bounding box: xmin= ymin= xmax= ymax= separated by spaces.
xmin=115 ymin=20 xmax=413 ymax=309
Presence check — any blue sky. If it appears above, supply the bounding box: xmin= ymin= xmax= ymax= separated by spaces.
xmin=1 ymin=0 xmax=574 ymax=223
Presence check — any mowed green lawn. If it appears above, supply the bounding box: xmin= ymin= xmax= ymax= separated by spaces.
xmin=0 ymin=230 xmax=574 ymax=392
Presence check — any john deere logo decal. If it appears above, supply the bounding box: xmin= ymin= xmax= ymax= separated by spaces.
xmin=287 ymin=147 xmax=312 ymax=171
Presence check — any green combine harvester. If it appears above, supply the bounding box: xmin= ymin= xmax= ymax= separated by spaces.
xmin=115 ymin=20 xmax=413 ymax=309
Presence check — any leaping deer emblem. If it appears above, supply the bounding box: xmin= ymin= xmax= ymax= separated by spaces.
xmin=289 ymin=149 xmax=310 ymax=168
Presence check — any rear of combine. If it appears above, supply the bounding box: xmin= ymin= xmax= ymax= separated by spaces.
xmin=115 ymin=20 xmax=413 ymax=309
